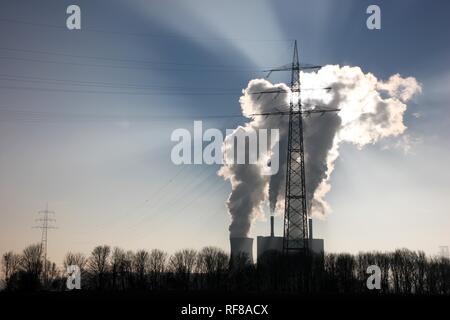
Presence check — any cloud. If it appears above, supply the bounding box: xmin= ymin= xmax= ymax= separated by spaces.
xmin=220 ymin=65 xmax=422 ymax=237
xmin=377 ymin=73 xmax=422 ymax=102
xmin=381 ymin=133 xmax=423 ymax=155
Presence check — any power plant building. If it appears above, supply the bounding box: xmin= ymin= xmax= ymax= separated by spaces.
xmin=230 ymin=217 xmax=324 ymax=264
xmin=256 ymin=216 xmax=324 ymax=261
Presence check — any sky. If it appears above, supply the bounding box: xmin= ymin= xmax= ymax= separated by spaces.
xmin=0 ymin=0 xmax=449 ymax=265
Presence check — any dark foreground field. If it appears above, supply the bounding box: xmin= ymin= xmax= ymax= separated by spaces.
xmin=1 ymin=291 xmax=448 ymax=318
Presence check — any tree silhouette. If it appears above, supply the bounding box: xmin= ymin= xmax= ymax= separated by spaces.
xmin=18 ymin=244 xmax=43 ymax=291
xmin=87 ymin=245 xmax=111 ymax=290
xmin=63 ymin=252 xmax=87 ymax=271
xmin=133 ymin=250 xmax=149 ymax=289
xmin=149 ymin=249 xmax=167 ymax=290
xmin=197 ymin=246 xmax=229 ymax=290
xmin=169 ymin=249 xmax=197 ymax=290
xmin=1 ymin=251 xmax=20 ymax=290
xmin=1 ymin=244 xmax=449 ymax=295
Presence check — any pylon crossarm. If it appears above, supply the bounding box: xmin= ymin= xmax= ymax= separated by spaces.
xmin=247 ymin=87 xmax=331 ymax=95
xmin=248 ymin=108 xmax=340 ymax=117
xmin=262 ymin=63 xmax=322 ymax=73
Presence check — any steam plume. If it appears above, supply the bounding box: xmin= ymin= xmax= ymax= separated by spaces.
xmin=219 ymin=65 xmax=421 ymax=237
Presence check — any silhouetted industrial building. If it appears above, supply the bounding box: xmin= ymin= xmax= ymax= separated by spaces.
xmin=257 ymin=216 xmax=324 ymax=261
xmin=229 ymin=218 xmax=324 ymax=264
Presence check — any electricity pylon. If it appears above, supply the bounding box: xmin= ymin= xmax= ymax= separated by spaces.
xmin=253 ymin=40 xmax=339 ymax=254
xmin=34 ymin=203 xmax=57 ymax=284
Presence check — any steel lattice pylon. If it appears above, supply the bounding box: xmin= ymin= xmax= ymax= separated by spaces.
xmin=34 ymin=203 xmax=56 ymax=284
xmin=256 ymin=40 xmax=339 ymax=254
xmin=282 ymin=40 xmax=309 ymax=253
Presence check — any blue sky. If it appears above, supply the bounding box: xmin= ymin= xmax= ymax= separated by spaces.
xmin=0 ymin=0 xmax=449 ymax=263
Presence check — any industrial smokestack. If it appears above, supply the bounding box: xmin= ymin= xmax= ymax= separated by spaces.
xmin=309 ymin=218 xmax=313 ymax=240
xmin=270 ymin=216 xmax=274 ymax=237
xmin=230 ymin=237 xmax=253 ymax=264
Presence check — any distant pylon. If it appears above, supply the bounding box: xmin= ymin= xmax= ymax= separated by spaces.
xmin=439 ymin=246 xmax=449 ymax=259
xmin=33 ymin=203 xmax=57 ymax=284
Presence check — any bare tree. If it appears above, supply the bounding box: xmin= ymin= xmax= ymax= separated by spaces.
xmin=1 ymin=251 xmax=21 ymax=289
xmin=434 ymin=257 xmax=450 ymax=294
xmin=45 ymin=260 xmax=60 ymax=287
xmin=374 ymin=252 xmax=390 ymax=293
xmin=20 ymin=244 xmax=43 ymax=274
xmin=229 ymin=252 xmax=255 ymax=291
xmin=412 ymin=251 xmax=427 ymax=294
xmin=87 ymin=245 xmax=110 ymax=290
xmin=197 ymin=246 xmax=228 ymax=289
xmin=169 ymin=249 xmax=197 ymax=289
xmin=110 ymin=247 xmax=135 ymax=290
xmin=111 ymin=247 xmax=125 ymax=290
xmin=149 ymin=249 xmax=167 ymax=289
xmin=390 ymin=249 xmax=415 ymax=294
xmin=2 ymin=242 xmax=449 ymax=294
xmin=133 ymin=250 xmax=149 ymax=288
xmin=122 ymin=250 xmax=134 ymax=290
xmin=63 ymin=252 xmax=87 ymax=271
xmin=19 ymin=244 xmax=43 ymax=290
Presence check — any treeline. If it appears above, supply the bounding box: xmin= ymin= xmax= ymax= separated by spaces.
xmin=1 ymin=244 xmax=449 ymax=295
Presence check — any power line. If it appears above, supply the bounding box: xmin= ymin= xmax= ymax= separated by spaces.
xmin=125 ymin=165 xmax=212 ymax=235
xmin=92 ymin=165 xmax=188 ymax=232
xmin=0 ymin=55 xmax=264 ymax=73
xmin=0 ymin=17 xmax=293 ymax=43
xmin=102 ymin=119 xmax=236 ymax=237
xmin=147 ymin=165 xmax=216 ymax=215
xmin=0 ymin=103 xmax=339 ymax=124
xmin=0 ymin=69 xmax=329 ymax=99
xmin=130 ymin=165 xmax=219 ymax=240
xmin=0 ymin=84 xmax=245 ymax=96
xmin=0 ymin=73 xmax=243 ymax=92
xmin=0 ymin=47 xmax=272 ymax=70
xmin=0 ymin=108 xmax=245 ymax=124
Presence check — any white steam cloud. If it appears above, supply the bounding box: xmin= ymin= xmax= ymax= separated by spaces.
xmin=219 ymin=65 xmax=421 ymax=238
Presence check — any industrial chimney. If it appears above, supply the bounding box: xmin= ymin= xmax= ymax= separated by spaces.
xmin=230 ymin=237 xmax=253 ymax=264
xmin=270 ymin=216 xmax=274 ymax=237
xmin=308 ymin=218 xmax=313 ymax=240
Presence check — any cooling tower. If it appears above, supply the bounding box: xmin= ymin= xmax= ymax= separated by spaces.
xmin=230 ymin=237 xmax=253 ymax=264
